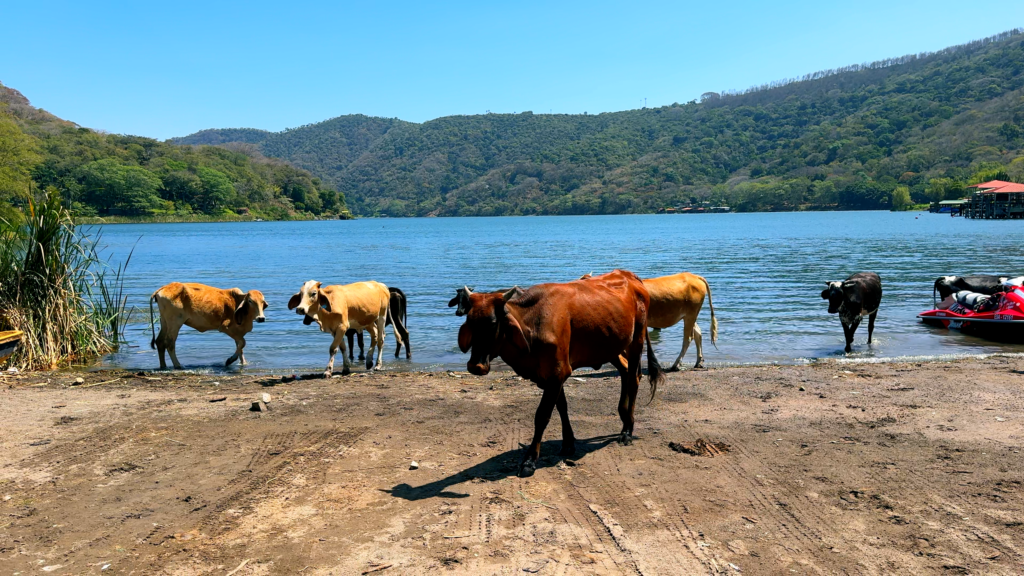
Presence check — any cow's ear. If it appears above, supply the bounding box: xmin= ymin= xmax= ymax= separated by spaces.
xmin=458 ymin=322 xmax=473 ymax=353
xmin=503 ymin=306 xmax=530 ymax=353
xmin=448 ymin=295 xmax=460 ymax=308
xmin=287 ymin=293 xmax=301 ymax=310
xmin=820 ymin=289 xmax=830 ymax=299
xmin=318 ymin=290 xmax=332 ymax=313
xmin=234 ymin=295 xmax=251 ymax=325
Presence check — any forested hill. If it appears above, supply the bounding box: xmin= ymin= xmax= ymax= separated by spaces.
xmin=0 ymin=84 xmax=351 ymax=221
xmin=176 ymin=30 xmax=1024 ymax=217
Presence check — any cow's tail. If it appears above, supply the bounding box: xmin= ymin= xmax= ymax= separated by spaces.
xmin=646 ymin=329 xmax=666 ymax=404
xmin=149 ymin=292 xmax=159 ymax=350
xmin=700 ymin=275 xmax=719 ymax=349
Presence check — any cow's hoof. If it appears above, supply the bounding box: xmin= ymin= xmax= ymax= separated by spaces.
xmin=358 ymin=354 xmax=365 ymax=361
xmin=693 ymin=362 xmax=705 ymax=370
xmin=341 ymin=367 xmax=351 ymax=376
xmin=618 ymin=433 xmax=633 ymax=446
xmin=559 ymin=442 xmax=577 ymax=458
xmin=665 ymin=365 xmax=681 ymax=373
xmin=323 ymin=370 xmax=333 ymax=379
xmin=373 ymin=364 xmax=384 ymax=371
xmin=518 ymin=460 xmax=536 ymax=477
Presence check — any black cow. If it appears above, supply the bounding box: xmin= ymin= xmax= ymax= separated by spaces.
xmin=821 ymin=272 xmax=882 ymax=353
xmin=347 ymin=287 xmax=411 ymax=361
xmin=933 ymin=275 xmax=1012 ymax=304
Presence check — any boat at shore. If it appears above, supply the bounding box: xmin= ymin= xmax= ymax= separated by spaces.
xmin=919 ymin=287 xmax=1024 ymax=339
xmin=0 ymin=330 xmax=23 ymax=363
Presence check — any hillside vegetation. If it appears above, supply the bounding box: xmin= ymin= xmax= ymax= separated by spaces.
xmin=0 ymin=84 xmax=350 ymax=221
xmin=175 ymin=30 xmax=1024 ymax=217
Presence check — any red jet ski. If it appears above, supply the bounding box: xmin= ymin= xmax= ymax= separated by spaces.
xmin=919 ymin=282 xmax=1024 ymax=338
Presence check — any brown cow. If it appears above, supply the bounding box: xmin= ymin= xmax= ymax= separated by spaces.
xmin=456 ymin=270 xmax=665 ymax=476
xmin=288 ymin=280 xmax=392 ymax=377
xmin=583 ymin=271 xmax=718 ymax=370
xmin=149 ymin=283 xmax=269 ymax=369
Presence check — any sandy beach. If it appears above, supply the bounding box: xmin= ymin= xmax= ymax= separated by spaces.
xmin=2 ymin=357 xmax=1023 ymax=575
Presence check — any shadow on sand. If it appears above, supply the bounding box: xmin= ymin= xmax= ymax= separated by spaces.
xmin=383 ymin=434 xmax=620 ymax=501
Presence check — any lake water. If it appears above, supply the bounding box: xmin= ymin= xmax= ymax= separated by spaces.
xmin=93 ymin=212 xmax=1024 ymax=373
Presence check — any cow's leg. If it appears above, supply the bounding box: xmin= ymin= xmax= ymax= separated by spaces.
xmin=520 ymin=385 xmax=560 ymax=477
xmin=226 ymin=335 xmax=246 ymax=366
xmin=155 ymin=325 xmax=168 ymax=370
xmin=164 ymin=323 xmax=184 ymax=370
xmin=611 ymin=356 xmax=639 ymax=444
xmin=357 ymin=331 xmax=365 ymax=361
xmin=691 ymin=323 xmax=704 ymax=369
xmin=371 ymin=315 xmax=386 ymax=370
xmin=843 ymin=318 xmax=861 ymax=353
xmin=326 ymin=331 xmax=349 ymax=378
xmin=346 ymin=330 xmax=355 ymax=362
xmin=668 ymin=323 xmax=688 ymax=372
xmin=867 ymin=311 xmax=877 ymax=344
xmin=392 ymin=322 xmax=405 ymax=358
xmin=555 ymin=386 xmax=576 ymax=458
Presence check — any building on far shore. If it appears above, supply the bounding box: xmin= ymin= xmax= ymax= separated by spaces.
xmin=962 ymin=180 xmax=1024 ymax=219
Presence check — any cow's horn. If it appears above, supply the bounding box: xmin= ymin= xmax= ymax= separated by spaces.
xmin=502 ymin=286 xmax=521 ymax=302
xmin=463 ymin=285 xmax=472 ymax=296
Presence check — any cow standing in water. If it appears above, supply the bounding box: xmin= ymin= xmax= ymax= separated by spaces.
xmin=347 ymin=286 xmax=411 ymax=361
xmin=454 ymin=270 xmax=665 ymax=476
xmin=289 ymin=280 xmax=391 ymax=376
xmin=149 ymin=283 xmax=269 ymax=369
xmin=582 ymin=271 xmax=719 ymax=370
xmin=821 ymin=272 xmax=882 ymax=353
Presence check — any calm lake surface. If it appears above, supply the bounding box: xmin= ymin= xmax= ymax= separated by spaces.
xmin=93 ymin=212 xmax=1024 ymax=373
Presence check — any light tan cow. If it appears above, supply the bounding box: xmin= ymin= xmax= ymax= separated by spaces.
xmin=288 ymin=280 xmax=391 ymax=377
xmin=149 ymin=283 xmax=269 ymax=369
xmin=583 ymin=272 xmax=718 ymax=370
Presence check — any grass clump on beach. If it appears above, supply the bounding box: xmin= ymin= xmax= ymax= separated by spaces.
xmin=0 ymin=189 xmax=131 ymax=369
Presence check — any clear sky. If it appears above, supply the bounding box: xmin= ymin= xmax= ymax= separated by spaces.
xmin=4 ymin=1 xmax=1023 ymax=140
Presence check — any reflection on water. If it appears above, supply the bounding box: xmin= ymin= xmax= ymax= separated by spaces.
xmin=92 ymin=212 xmax=1024 ymax=373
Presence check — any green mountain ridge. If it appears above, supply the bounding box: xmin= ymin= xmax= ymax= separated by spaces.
xmin=173 ymin=29 xmax=1024 ymax=217
xmin=0 ymin=83 xmax=351 ymax=220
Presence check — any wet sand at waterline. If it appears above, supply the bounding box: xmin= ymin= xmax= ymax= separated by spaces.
xmin=2 ymin=358 xmax=1023 ymax=574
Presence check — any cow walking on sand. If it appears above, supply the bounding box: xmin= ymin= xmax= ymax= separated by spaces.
xmin=454 ymin=270 xmax=665 ymax=476
xmin=288 ymin=280 xmax=391 ymax=377
xmin=149 ymin=283 xmax=269 ymax=369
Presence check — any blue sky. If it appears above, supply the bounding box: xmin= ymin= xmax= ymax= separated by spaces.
xmin=4 ymin=1 xmax=1023 ymax=140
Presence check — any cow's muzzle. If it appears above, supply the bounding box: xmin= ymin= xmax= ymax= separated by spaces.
xmin=295 ymin=307 xmax=306 ymax=316
xmin=256 ymin=317 xmax=265 ymax=323
xmin=468 ymin=359 xmax=491 ymax=376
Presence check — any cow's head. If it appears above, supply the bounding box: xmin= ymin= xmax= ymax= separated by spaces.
xmin=457 ymin=287 xmax=528 ymax=376
xmin=288 ymin=280 xmax=331 ymax=325
xmin=447 ymin=286 xmax=474 ymax=316
xmin=235 ymin=290 xmax=269 ymax=325
xmin=934 ymin=276 xmax=959 ymax=301
xmin=821 ymin=281 xmax=855 ymax=314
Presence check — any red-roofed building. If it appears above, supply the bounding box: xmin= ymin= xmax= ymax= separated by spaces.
xmin=964 ymin=179 xmax=1024 ymax=219
xmin=967 ymin=180 xmax=1024 ymax=193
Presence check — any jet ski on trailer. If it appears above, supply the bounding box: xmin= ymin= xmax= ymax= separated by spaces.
xmin=919 ymin=277 xmax=1024 ymax=338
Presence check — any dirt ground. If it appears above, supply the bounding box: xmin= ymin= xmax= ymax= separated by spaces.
xmin=2 ymin=357 xmax=1024 ymax=575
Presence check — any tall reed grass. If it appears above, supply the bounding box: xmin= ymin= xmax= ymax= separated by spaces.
xmin=0 ymin=190 xmax=131 ymax=369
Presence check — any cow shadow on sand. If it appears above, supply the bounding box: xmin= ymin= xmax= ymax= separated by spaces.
xmin=383 ymin=434 xmax=619 ymax=501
